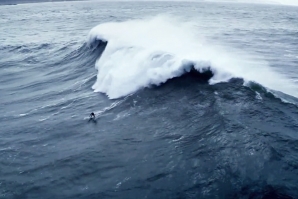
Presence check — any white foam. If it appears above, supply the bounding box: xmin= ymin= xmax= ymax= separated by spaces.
xmin=255 ymin=92 xmax=263 ymax=100
xmin=88 ymin=15 xmax=298 ymax=99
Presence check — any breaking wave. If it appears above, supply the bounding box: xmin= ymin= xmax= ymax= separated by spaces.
xmin=87 ymin=15 xmax=298 ymax=99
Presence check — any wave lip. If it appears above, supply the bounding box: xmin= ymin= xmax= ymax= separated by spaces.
xmin=88 ymin=41 xmax=219 ymax=99
xmin=88 ymin=15 xmax=298 ymax=99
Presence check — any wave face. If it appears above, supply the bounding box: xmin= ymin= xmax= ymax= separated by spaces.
xmin=88 ymin=15 xmax=298 ymax=99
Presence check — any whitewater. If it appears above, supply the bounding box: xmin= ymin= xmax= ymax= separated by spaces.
xmin=1 ymin=1 xmax=298 ymax=199
xmin=88 ymin=15 xmax=298 ymax=99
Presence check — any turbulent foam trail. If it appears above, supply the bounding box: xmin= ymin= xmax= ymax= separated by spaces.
xmin=88 ymin=15 xmax=298 ymax=99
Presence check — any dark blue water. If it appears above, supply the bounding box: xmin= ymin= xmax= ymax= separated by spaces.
xmin=1 ymin=1 xmax=298 ymax=199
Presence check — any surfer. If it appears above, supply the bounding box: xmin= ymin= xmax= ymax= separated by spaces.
xmin=90 ymin=112 xmax=95 ymax=119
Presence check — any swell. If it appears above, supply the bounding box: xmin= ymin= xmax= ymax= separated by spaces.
xmin=93 ymin=69 xmax=298 ymax=198
xmin=247 ymin=81 xmax=298 ymax=105
xmin=0 ymin=40 xmax=107 ymax=122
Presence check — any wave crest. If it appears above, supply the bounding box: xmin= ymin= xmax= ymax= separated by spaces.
xmin=87 ymin=15 xmax=298 ymax=99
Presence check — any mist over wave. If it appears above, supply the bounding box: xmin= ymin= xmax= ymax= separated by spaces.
xmin=88 ymin=15 xmax=298 ymax=99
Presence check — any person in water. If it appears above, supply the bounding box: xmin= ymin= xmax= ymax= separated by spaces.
xmin=90 ymin=112 xmax=95 ymax=119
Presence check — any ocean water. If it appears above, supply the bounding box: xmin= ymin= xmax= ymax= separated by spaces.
xmin=1 ymin=1 xmax=298 ymax=198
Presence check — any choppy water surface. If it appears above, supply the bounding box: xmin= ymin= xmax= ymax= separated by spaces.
xmin=1 ymin=1 xmax=298 ymax=198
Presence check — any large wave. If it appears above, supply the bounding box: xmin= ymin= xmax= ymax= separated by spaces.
xmin=87 ymin=15 xmax=298 ymax=99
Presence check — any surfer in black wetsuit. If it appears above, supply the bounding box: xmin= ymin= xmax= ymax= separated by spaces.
xmin=90 ymin=112 xmax=95 ymax=119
